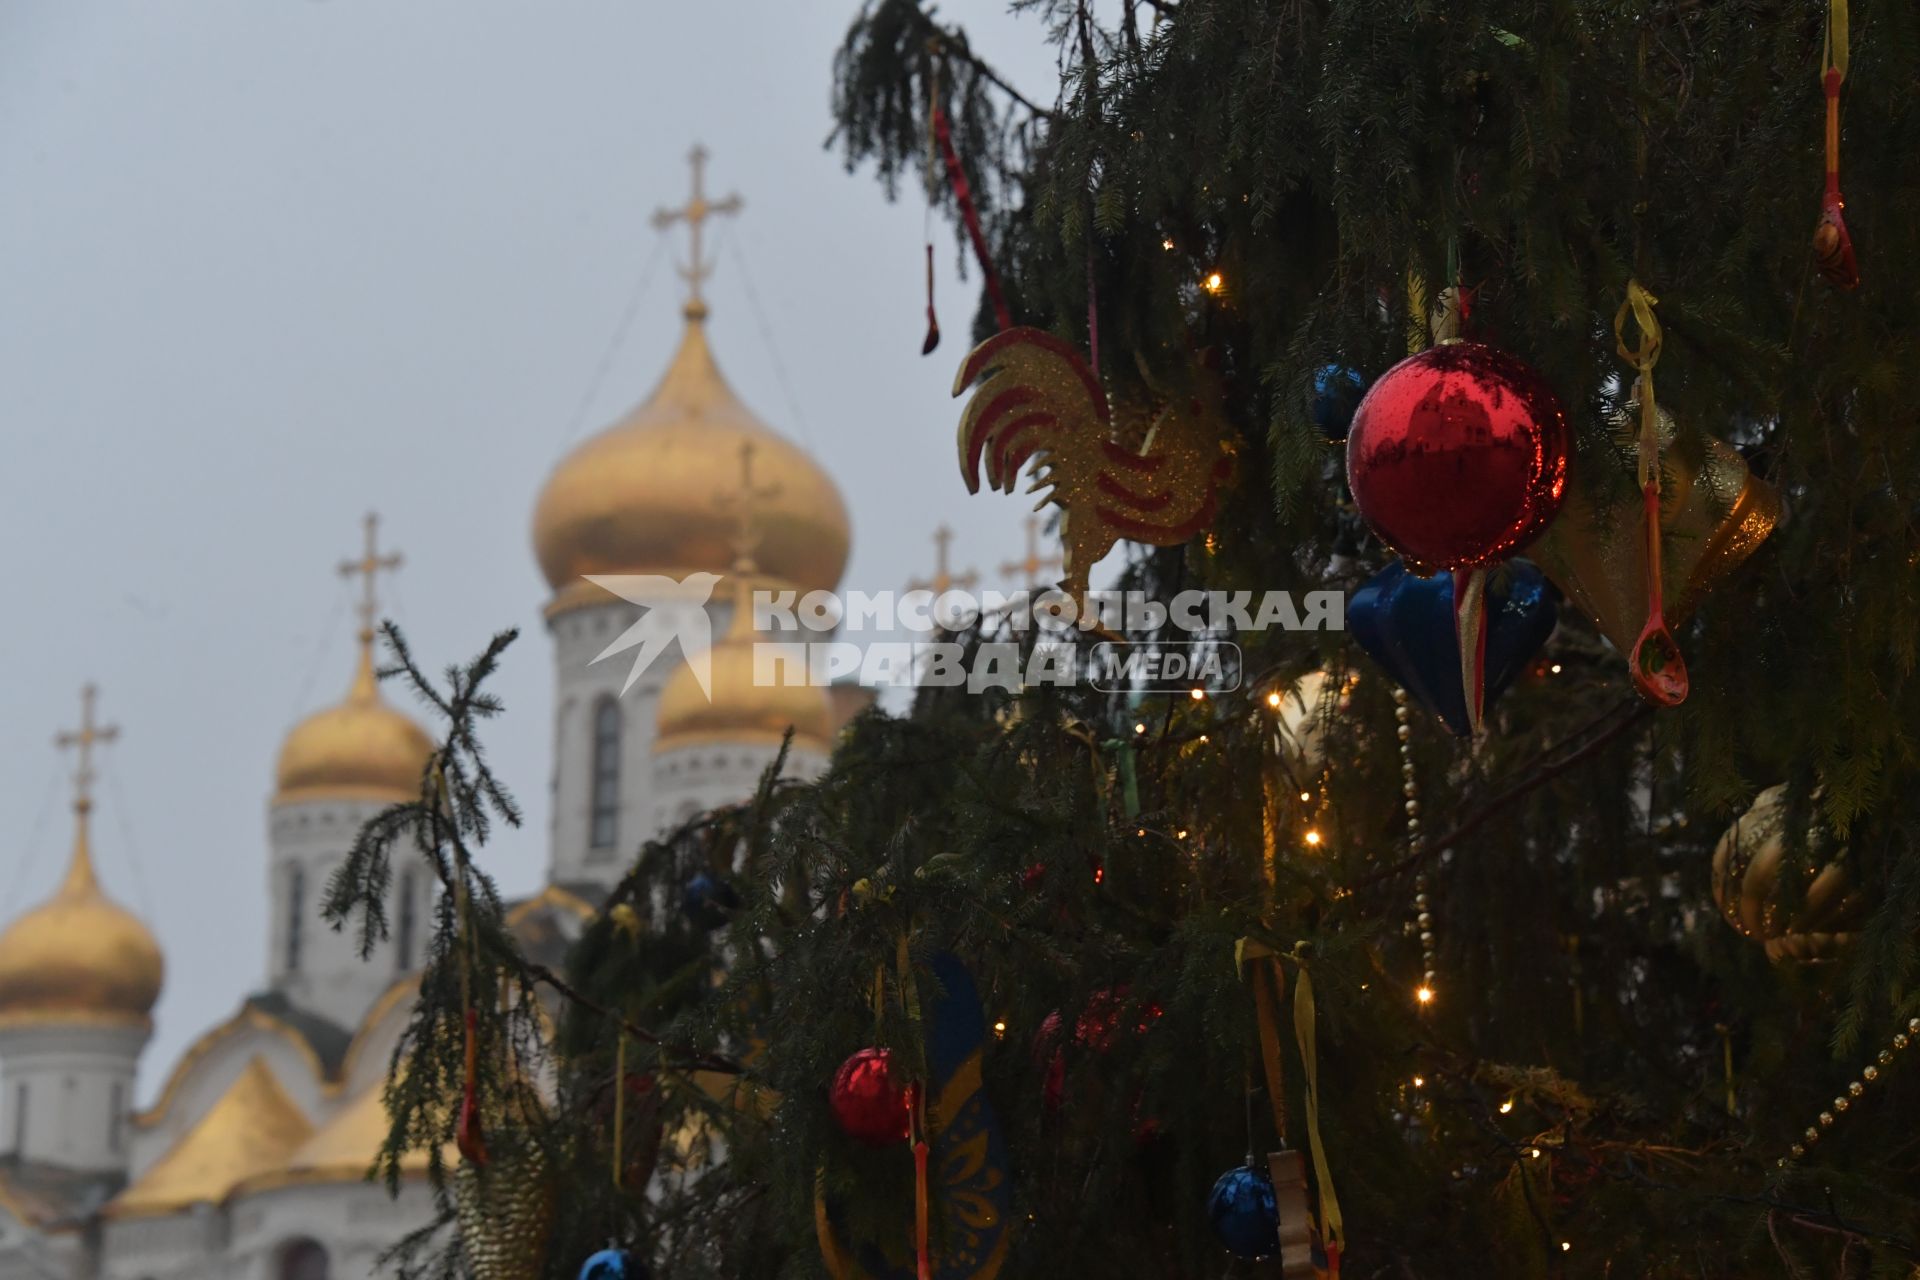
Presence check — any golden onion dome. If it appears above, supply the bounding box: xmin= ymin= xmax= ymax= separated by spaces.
xmin=531 ymin=311 xmax=851 ymax=615
xmin=654 ymin=578 xmax=832 ymax=756
xmin=0 ymin=804 xmax=164 ymax=1028
xmin=275 ymin=636 xmax=435 ymax=805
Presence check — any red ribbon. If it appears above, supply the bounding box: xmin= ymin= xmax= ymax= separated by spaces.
xmin=932 ymin=103 xmax=1013 ymax=332
xmin=457 ymin=1007 xmax=489 ymax=1165
xmin=908 ymin=1083 xmax=931 ymax=1280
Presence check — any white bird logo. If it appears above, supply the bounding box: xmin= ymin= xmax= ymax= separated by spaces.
xmin=583 ymin=573 xmax=723 ymax=697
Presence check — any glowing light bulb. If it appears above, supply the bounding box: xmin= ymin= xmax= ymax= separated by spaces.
xmin=1134 ymin=721 xmax=1147 ymax=734
xmin=1412 ymin=1076 xmax=1425 ymax=1089
xmin=1550 ymin=663 xmax=1563 ymax=674
xmin=1203 ymin=271 xmax=1224 ymax=293
xmin=1266 ymin=690 xmax=1282 ymax=708
xmin=1304 ymin=829 xmax=1322 ymax=847
xmin=1161 ymin=236 xmax=1175 ymax=251
xmin=1189 ymin=687 xmax=1206 ymax=700
xmin=1299 ymin=791 xmax=1311 ymax=802
xmin=1560 ymin=1242 xmax=1571 ymax=1253
xmin=992 ymin=1020 xmax=1007 ymax=1038
xmin=1499 ymin=1099 xmax=1514 ymax=1114
xmin=1416 ymin=985 xmax=1435 ymax=1005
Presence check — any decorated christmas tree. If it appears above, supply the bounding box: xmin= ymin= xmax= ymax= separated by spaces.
xmin=329 ymin=0 xmax=1920 ymax=1275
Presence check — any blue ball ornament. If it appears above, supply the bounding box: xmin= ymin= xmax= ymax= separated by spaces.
xmin=577 ymin=1248 xmax=649 ymax=1280
xmin=1310 ymin=364 xmax=1368 ymax=442
xmin=681 ymin=872 xmax=741 ymax=931
xmin=1208 ymin=1164 xmax=1280 ymax=1260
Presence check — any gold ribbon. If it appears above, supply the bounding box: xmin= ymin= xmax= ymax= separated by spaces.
xmin=1823 ymin=0 xmax=1849 ymax=82
xmin=1405 ymin=270 xmax=1429 ymax=355
xmin=1291 ymin=956 xmax=1344 ymax=1253
xmin=1612 ymin=280 xmax=1662 ymax=491
xmin=1236 ymin=941 xmax=1343 ymax=1253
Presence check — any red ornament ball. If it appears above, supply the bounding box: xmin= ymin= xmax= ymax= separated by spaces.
xmin=829 ymin=1048 xmax=911 ymax=1146
xmin=1345 ymin=342 xmax=1570 ymax=573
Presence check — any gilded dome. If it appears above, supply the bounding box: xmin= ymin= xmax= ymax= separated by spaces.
xmin=655 ymin=579 xmax=832 ymax=755
xmin=531 ymin=314 xmax=851 ymax=615
xmin=0 ymin=807 xmax=164 ymax=1028
xmin=275 ymin=640 xmax=435 ymax=805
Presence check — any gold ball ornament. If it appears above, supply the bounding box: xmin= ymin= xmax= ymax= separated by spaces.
xmin=1711 ymin=785 xmax=1864 ymax=963
xmin=454 ymin=1146 xmax=555 ymax=1280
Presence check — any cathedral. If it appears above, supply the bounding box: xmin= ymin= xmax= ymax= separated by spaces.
xmin=0 ymin=155 xmax=859 ymax=1279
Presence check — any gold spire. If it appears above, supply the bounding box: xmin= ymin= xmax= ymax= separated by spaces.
xmin=908 ymin=525 xmax=980 ymax=595
xmin=651 ymin=144 xmax=743 ymax=321
xmin=1000 ymin=515 xmax=1064 ymax=587
xmin=338 ymin=511 xmax=402 ymax=701
xmin=53 ymin=682 xmax=117 ymax=892
xmin=0 ymin=686 xmax=164 ymax=1028
xmin=274 ymin=516 xmax=434 ymax=804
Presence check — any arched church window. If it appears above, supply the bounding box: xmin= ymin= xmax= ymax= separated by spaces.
xmin=279 ymin=1238 xmax=330 ymax=1280
xmin=287 ymin=865 xmax=306 ymax=973
xmin=590 ymin=697 xmax=621 ymax=849
xmin=396 ymin=868 xmax=418 ymax=971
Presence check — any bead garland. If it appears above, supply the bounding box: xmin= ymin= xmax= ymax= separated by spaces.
xmin=1392 ymin=687 xmax=1437 ymax=1004
xmin=1780 ymin=1016 xmax=1920 ymax=1167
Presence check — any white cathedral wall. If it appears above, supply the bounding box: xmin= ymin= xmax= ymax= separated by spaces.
xmin=650 ymin=739 xmax=827 ymax=834
xmin=266 ymin=800 xmax=433 ymax=1033
xmin=223 ymin=1180 xmax=439 ymax=1280
xmin=0 ymin=1021 xmax=147 ymax=1174
xmin=0 ymin=1223 xmax=81 ymax=1280
xmin=546 ymin=599 xmax=666 ymax=896
xmin=98 ymin=1209 xmax=220 ymax=1280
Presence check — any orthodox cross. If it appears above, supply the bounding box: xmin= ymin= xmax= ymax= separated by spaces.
xmin=908 ymin=525 xmax=979 ymax=595
xmin=339 ymin=512 xmax=403 ymax=644
xmin=652 ymin=144 xmax=743 ymax=318
xmin=999 ymin=515 xmax=1064 ymax=587
xmin=54 ymin=683 xmax=118 ymax=816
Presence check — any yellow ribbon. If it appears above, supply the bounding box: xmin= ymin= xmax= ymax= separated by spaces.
xmin=1236 ymin=941 xmax=1343 ymax=1253
xmin=1405 ymin=269 xmax=1430 ymax=355
xmin=1612 ymin=280 xmax=1662 ymax=491
xmin=1291 ymin=957 xmax=1344 ymax=1252
xmin=1824 ymin=0 xmax=1848 ymax=82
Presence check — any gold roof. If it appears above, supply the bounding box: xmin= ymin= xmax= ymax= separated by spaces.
xmin=108 ymin=1057 xmax=313 ymax=1218
xmin=0 ymin=804 xmax=163 ymax=1029
xmin=275 ymin=639 xmax=436 ymax=805
xmin=654 ymin=575 xmax=832 ymax=756
xmin=257 ymin=1078 xmax=436 ymax=1188
xmin=531 ymin=312 xmax=851 ymax=615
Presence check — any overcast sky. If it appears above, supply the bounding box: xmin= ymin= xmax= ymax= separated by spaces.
xmin=0 ymin=1 xmax=1059 ymax=1096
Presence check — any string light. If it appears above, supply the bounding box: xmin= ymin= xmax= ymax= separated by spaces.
xmin=1161 ymin=235 xmax=1175 ymax=251
xmin=1189 ymin=687 xmax=1206 ymax=701
xmin=1176 ymin=828 xmax=1189 ymax=840
xmin=1415 ymin=985 xmax=1435 ymax=1006
xmin=1303 ymin=829 xmax=1323 ymax=847
xmin=1298 ymin=791 xmax=1311 ymax=802
xmin=1203 ymin=270 xmax=1225 ymax=294
xmin=1550 ymin=663 xmax=1563 ymax=674
xmin=1266 ymin=690 xmax=1282 ymax=709
xmin=1411 ymin=1076 xmax=1425 ymax=1089
xmin=1134 ymin=721 xmax=1147 ymax=734
xmin=1560 ymin=1242 xmax=1572 ymax=1253
xmin=992 ymin=1020 xmax=1007 ymax=1038
xmin=1498 ymin=1099 xmax=1514 ymax=1114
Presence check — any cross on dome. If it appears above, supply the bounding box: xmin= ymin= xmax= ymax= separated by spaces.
xmin=339 ymin=512 xmax=403 ymax=648
xmin=54 ymin=683 xmax=118 ymax=817
xmin=652 ymin=144 xmax=743 ymax=320
xmin=909 ymin=525 xmax=979 ymax=596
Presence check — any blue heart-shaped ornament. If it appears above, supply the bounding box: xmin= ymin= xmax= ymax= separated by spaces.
xmin=1349 ymin=559 xmax=1556 ymax=736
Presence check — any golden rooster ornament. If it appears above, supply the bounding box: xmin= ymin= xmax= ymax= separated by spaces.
xmin=953 ymin=327 xmax=1236 ymax=605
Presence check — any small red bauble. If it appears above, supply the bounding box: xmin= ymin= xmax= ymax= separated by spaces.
xmin=1346 ymin=342 xmax=1570 ymax=573
xmin=829 ymin=1047 xmax=911 ymax=1146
